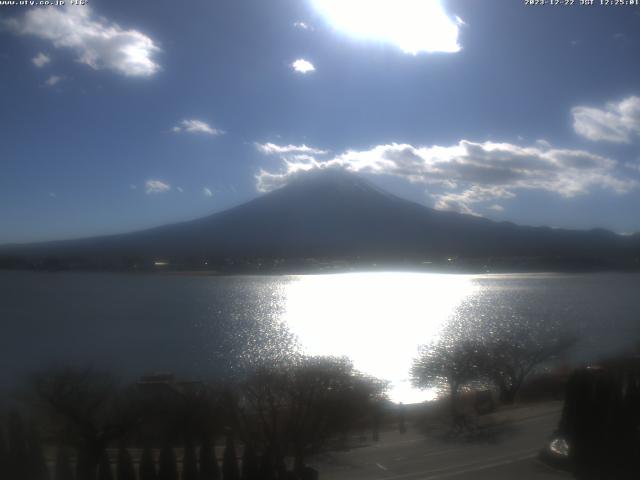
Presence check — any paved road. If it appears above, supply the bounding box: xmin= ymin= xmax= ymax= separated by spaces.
xmin=313 ymin=404 xmax=570 ymax=480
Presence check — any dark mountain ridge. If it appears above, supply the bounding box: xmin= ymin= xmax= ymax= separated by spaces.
xmin=2 ymin=170 xmax=639 ymax=272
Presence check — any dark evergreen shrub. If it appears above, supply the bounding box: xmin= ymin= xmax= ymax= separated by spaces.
xmin=97 ymin=450 xmax=114 ymax=480
xmin=75 ymin=447 xmax=95 ymax=480
xmin=198 ymin=436 xmax=220 ymax=480
xmin=28 ymin=422 xmax=50 ymax=480
xmin=54 ymin=447 xmax=74 ymax=480
xmin=116 ymin=446 xmax=136 ymax=480
xmin=139 ymin=447 xmax=157 ymax=480
xmin=258 ymin=446 xmax=274 ymax=480
xmin=222 ymin=435 xmax=239 ymax=480
xmin=0 ymin=427 xmax=8 ymax=478
xmin=157 ymin=444 xmax=178 ymax=480
xmin=182 ymin=438 xmax=198 ymax=480
xmin=240 ymin=443 xmax=258 ymax=480
xmin=7 ymin=412 xmax=29 ymax=479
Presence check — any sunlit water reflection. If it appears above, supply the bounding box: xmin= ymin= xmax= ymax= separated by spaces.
xmin=280 ymin=273 xmax=477 ymax=403
xmin=2 ymin=271 xmax=640 ymax=404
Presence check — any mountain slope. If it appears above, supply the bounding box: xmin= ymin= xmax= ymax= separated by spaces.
xmin=2 ymin=169 xmax=639 ymax=270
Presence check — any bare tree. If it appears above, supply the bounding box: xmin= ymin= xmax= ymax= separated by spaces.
xmin=140 ymin=380 xmax=223 ymax=445
xmin=31 ymin=367 xmax=145 ymax=478
xmin=412 ymin=313 xmax=577 ymax=409
xmin=411 ymin=338 xmax=486 ymax=416
xmin=480 ymin=316 xmax=577 ymax=403
xmin=284 ymin=356 xmax=386 ymax=468
xmin=235 ymin=356 xmax=387 ymax=473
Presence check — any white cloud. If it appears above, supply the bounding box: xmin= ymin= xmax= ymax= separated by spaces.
xmin=291 ymin=59 xmax=315 ymax=73
xmin=203 ymin=187 xmax=213 ymax=197
xmin=256 ymin=142 xmax=328 ymax=155
xmin=172 ymin=119 xmax=224 ymax=136
xmin=433 ymin=187 xmax=514 ymax=215
xmin=32 ymin=52 xmax=50 ymax=67
xmin=293 ymin=21 xmax=311 ymax=30
xmin=310 ymin=0 xmax=461 ymax=55
xmin=176 ymin=186 xmax=184 ymax=193
xmin=5 ymin=6 xmax=160 ymax=77
xmin=487 ymin=204 xmax=505 ymax=212
xmin=44 ymin=75 xmax=63 ymax=86
xmin=145 ymin=179 xmax=170 ymax=194
xmin=624 ymin=162 xmax=640 ymax=172
xmin=256 ymin=140 xmax=636 ymax=214
xmin=572 ymin=96 xmax=640 ymax=143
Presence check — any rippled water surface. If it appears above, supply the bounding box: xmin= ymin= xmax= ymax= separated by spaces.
xmin=1 ymin=271 xmax=639 ymax=402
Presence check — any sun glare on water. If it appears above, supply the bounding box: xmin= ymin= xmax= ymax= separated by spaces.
xmin=310 ymin=0 xmax=462 ymax=54
xmin=281 ymin=272 xmax=476 ymax=403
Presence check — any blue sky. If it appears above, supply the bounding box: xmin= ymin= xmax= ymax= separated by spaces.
xmin=1 ymin=0 xmax=639 ymax=244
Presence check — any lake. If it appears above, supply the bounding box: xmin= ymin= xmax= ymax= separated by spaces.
xmin=1 ymin=271 xmax=639 ymax=403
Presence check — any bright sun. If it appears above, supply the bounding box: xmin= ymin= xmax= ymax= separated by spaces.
xmin=310 ymin=0 xmax=462 ymax=55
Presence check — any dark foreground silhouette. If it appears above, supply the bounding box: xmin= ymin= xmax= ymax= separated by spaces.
xmin=0 ymin=357 xmax=386 ymax=480
xmin=554 ymin=358 xmax=640 ymax=479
